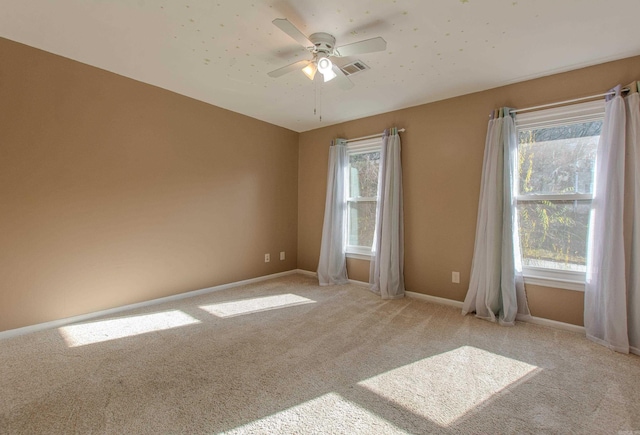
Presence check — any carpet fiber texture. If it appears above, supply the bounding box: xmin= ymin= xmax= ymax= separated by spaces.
xmin=1 ymin=274 xmax=639 ymax=434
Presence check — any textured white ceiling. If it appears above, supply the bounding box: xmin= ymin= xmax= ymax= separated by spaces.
xmin=2 ymin=0 xmax=639 ymax=132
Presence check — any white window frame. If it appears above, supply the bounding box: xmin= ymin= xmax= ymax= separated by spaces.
xmin=514 ymin=100 xmax=605 ymax=291
xmin=345 ymin=137 xmax=382 ymax=258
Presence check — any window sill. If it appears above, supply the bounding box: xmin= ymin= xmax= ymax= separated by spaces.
xmin=346 ymin=252 xmax=372 ymax=261
xmin=523 ymin=275 xmax=585 ymax=292
xmin=521 ymin=266 xmax=585 ymax=292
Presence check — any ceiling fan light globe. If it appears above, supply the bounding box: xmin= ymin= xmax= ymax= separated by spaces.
xmin=321 ymin=68 xmax=337 ymax=82
xmin=317 ymin=57 xmax=333 ymax=73
xmin=302 ymin=62 xmax=317 ymax=80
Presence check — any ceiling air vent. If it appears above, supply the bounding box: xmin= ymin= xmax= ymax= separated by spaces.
xmin=340 ymin=60 xmax=370 ymax=76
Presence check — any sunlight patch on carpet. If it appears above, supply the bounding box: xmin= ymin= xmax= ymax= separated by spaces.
xmin=222 ymin=392 xmax=406 ymax=434
xmin=199 ymin=294 xmax=315 ymax=318
xmin=358 ymin=346 xmax=539 ymax=427
xmin=59 ymin=310 xmax=201 ymax=347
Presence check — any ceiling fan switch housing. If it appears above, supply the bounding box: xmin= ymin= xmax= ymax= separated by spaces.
xmin=308 ymin=32 xmax=336 ymax=54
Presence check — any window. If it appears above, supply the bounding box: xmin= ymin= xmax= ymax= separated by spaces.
xmin=515 ymin=100 xmax=604 ymax=289
xmin=345 ymin=138 xmax=382 ymax=257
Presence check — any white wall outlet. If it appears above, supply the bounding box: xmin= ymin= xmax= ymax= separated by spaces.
xmin=265 ymin=253 xmax=270 ymax=263
xmin=452 ymin=271 xmax=460 ymax=284
xmin=280 ymin=251 xmax=285 ymax=261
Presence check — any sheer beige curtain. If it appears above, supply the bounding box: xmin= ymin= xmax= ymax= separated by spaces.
xmin=462 ymin=108 xmax=530 ymax=325
xmin=585 ymin=82 xmax=640 ymax=355
xmin=317 ymin=139 xmax=349 ymax=286
xmin=369 ymin=128 xmax=405 ymax=299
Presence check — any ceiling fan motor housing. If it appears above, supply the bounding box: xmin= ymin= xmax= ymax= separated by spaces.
xmin=308 ymin=32 xmax=336 ymax=55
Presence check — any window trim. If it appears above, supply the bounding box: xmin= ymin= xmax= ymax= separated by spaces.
xmin=346 ymin=250 xmax=375 ymax=260
xmin=515 ymin=100 xmax=605 ymax=291
xmin=344 ymin=137 xmax=382 ymax=257
xmin=516 ymin=193 xmax=593 ymax=202
xmin=515 ymin=100 xmax=605 ymax=130
xmin=522 ymin=267 xmax=585 ymax=292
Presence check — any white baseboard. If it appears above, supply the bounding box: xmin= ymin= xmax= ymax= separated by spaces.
xmin=406 ymin=291 xmax=584 ymax=333
xmin=518 ymin=314 xmax=585 ymax=334
xmin=295 ymin=269 xmax=368 ymax=288
xmin=1 ymin=269 xmax=586 ymax=340
xmin=405 ymin=291 xmax=464 ymax=308
xmin=295 ymin=269 xmax=317 ymax=278
xmin=0 ymin=270 xmax=301 ymax=341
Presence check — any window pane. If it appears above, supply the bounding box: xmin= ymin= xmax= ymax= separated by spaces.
xmin=348 ymin=151 xmax=380 ymax=198
xmin=518 ymin=121 xmax=601 ymax=195
xmin=517 ymin=200 xmax=591 ymax=272
xmin=348 ymin=201 xmax=377 ymax=248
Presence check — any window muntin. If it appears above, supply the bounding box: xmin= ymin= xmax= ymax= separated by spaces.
xmin=345 ymin=139 xmax=381 ymax=256
xmin=515 ymin=101 xmax=604 ymax=282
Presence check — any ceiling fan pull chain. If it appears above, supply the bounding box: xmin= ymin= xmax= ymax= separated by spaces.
xmin=319 ymin=82 xmax=323 ymax=122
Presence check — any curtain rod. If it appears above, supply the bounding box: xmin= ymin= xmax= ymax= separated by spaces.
xmin=510 ymin=88 xmax=630 ymax=115
xmin=346 ymin=128 xmax=406 ymax=143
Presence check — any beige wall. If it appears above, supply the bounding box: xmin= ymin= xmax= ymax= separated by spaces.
xmin=0 ymin=38 xmax=299 ymax=332
xmin=298 ymin=55 xmax=640 ymax=326
xmin=3 ymin=34 xmax=638 ymax=332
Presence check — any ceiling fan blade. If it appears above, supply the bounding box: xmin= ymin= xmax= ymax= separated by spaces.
xmin=272 ymin=18 xmax=313 ymax=48
xmin=331 ymin=65 xmax=354 ymax=90
xmin=267 ymin=60 xmax=312 ymax=78
xmin=334 ymin=37 xmax=387 ymax=57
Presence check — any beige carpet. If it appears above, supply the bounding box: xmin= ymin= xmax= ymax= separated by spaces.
xmin=1 ymin=274 xmax=639 ymax=434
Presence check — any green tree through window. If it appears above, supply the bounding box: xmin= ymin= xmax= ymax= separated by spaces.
xmin=516 ymin=121 xmax=601 ymax=271
xmin=346 ymin=139 xmax=381 ymax=255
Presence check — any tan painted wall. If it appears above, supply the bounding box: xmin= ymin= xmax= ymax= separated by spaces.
xmin=346 ymin=258 xmax=370 ymax=283
xmin=298 ymin=55 xmax=640 ymax=326
xmin=526 ymin=285 xmax=584 ymax=326
xmin=3 ymin=34 xmax=638 ymax=332
xmin=0 ymin=38 xmax=299 ymax=332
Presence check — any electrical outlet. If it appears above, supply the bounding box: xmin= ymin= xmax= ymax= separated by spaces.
xmin=265 ymin=253 xmax=270 ymax=263
xmin=280 ymin=251 xmax=285 ymax=261
xmin=452 ymin=271 xmax=460 ymax=284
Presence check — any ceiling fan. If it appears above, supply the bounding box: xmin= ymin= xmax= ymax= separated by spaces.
xmin=267 ymin=18 xmax=387 ymax=89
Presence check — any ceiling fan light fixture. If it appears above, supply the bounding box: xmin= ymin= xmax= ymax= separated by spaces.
xmin=322 ymin=67 xmax=337 ymax=82
xmin=316 ymin=56 xmax=336 ymax=82
xmin=317 ymin=57 xmax=333 ymax=73
xmin=302 ymin=62 xmax=317 ymax=80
